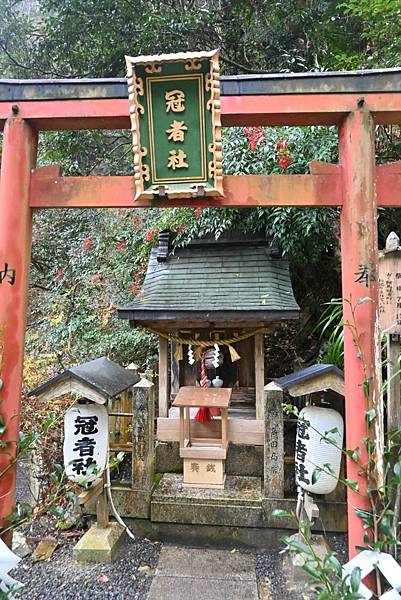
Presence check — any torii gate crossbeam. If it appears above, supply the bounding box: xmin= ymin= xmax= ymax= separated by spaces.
xmin=0 ymin=68 xmax=400 ymax=557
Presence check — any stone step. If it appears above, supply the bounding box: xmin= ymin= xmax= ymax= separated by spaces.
xmin=151 ymin=474 xmax=264 ymax=528
xmin=147 ymin=546 xmax=259 ymax=600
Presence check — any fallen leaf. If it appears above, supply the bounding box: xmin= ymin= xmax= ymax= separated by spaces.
xmin=61 ymin=530 xmax=84 ymax=538
xmin=138 ymin=565 xmax=150 ymax=574
xmin=229 ymin=548 xmax=237 ymax=554
xmin=99 ymin=575 xmax=109 ymax=583
xmin=32 ymin=537 xmax=58 ymax=562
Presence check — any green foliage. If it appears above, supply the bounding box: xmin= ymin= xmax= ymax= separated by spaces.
xmin=176 ymin=126 xmax=339 ymax=264
xmin=223 ymin=126 xmax=338 ymax=176
xmin=271 ymin=513 xmax=364 ymax=599
xmin=0 ymin=0 xmax=362 ymax=78
xmin=315 ymin=299 xmax=344 ymax=368
xmin=342 ymin=0 xmax=401 ymax=68
xmin=28 ymin=207 xmax=162 ymax=370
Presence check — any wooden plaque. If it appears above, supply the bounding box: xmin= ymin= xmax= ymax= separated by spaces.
xmin=125 ymin=49 xmax=222 ymax=201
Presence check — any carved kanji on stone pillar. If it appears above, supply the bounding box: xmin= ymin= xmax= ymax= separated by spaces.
xmin=131 ymin=376 xmax=155 ymax=518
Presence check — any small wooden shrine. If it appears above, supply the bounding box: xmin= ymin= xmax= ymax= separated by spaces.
xmin=173 ymin=386 xmax=231 ymax=489
xmin=118 ymin=230 xmax=300 ymax=440
xmin=116 ymin=232 xmax=347 ymax=538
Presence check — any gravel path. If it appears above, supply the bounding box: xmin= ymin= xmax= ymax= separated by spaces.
xmin=12 ymin=527 xmax=161 ymax=600
xmin=256 ymin=550 xmax=291 ymax=599
xmin=10 ymin=515 xmax=347 ymax=600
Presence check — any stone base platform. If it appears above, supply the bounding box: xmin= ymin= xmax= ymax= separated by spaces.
xmin=73 ymin=522 xmax=125 ymax=563
xmin=151 ymin=474 xmax=264 ymax=528
xmin=125 ymin=517 xmax=290 ymax=550
xmin=85 ymin=475 xmax=347 ymax=550
xmin=150 ymin=473 xmax=347 ymax=533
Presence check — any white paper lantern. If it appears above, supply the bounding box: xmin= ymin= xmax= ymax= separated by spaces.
xmin=295 ymin=406 xmax=344 ymax=495
xmin=64 ymin=403 xmax=108 ymax=486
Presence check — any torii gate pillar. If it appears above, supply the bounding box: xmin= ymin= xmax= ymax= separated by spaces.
xmin=340 ymin=108 xmax=382 ymax=557
xmin=0 ymin=117 xmax=37 ymax=542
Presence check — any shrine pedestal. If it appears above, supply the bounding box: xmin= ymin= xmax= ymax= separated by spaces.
xmin=183 ymin=457 xmax=225 ymax=489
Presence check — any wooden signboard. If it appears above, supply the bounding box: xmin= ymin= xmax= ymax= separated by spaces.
xmin=378 ymin=233 xmax=401 ymax=334
xmin=125 ymin=49 xmax=222 ymax=201
xmin=379 ymin=234 xmax=401 ymax=488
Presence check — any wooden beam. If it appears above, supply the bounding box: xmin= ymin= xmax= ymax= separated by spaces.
xmin=96 ymin=474 xmax=109 ymax=529
xmin=255 ymin=334 xmax=265 ymax=420
xmin=224 ymin=93 xmax=401 ymax=127
xmin=157 ymin=416 xmax=264 ymax=445
xmin=77 ymin=479 xmax=103 ymax=506
xmin=158 ymin=336 xmax=169 ymax=418
xmin=376 ymin=162 xmax=401 ymax=206
xmin=121 ymin=390 xmax=130 ymax=445
xmin=170 ymin=341 xmax=180 ymax=399
xmin=30 ymin=171 xmax=342 ymax=208
xmin=3 ymin=93 xmax=401 ymax=130
xmin=28 ymin=163 xmax=401 ymax=209
xmin=0 ymin=99 xmax=130 ymax=131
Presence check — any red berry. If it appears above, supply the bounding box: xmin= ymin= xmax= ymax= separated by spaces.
xmin=132 ymin=215 xmax=142 ymax=231
xmin=116 ymin=240 xmax=127 ymax=251
xmin=83 ymin=237 xmax=93 ymax=251
xmin=54 ymin=269 xmax=65 ymax=283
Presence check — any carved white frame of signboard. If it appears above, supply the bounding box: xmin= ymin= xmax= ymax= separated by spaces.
xmin=125 ymin=49 xmax=223 ymax=201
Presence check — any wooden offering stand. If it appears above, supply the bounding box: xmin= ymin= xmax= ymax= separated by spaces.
xmin=172 ymin=386 xmax=232 ymax=489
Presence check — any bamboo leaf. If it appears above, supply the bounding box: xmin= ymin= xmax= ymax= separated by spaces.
xmin=312 ymin=468 xmax=321 ymax=485
xmin=350 ymin=566 xmax=361 ymax=593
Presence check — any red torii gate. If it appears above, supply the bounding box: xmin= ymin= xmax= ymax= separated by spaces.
xmin=1 ymin=69 xmax=400 ymax=557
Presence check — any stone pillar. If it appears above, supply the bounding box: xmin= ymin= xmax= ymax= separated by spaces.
xmin=131 ymin=376 xmax=155 ymax=518
xmin=263 ymin=383 xmax=284 ymax=498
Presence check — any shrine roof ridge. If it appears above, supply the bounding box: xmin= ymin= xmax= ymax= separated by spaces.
xmin=272 ymin=363 xmax=344 ymax=391
xmin=29 ymin=356 xmax=139 ymax=401
xmin=2 ymin=66 xmax=401 ymax=101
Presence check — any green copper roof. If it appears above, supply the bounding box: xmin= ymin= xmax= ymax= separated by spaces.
xmin=118 ymin=236 xmax=300 ymax=323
